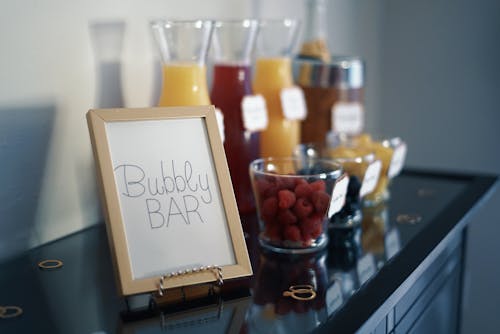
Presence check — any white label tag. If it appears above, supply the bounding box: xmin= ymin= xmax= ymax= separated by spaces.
xmin=326 ymin=282 xmax=343 ymax=315
xmin=385 ymin=229 xmax=401 ymax=260
xmin=332 ymin=102 xmax=364 ymax=135
xmin=241 ymin=94 xmax=268 ymax=132
xmin=214 ymin=108 xmax=225 ymax=143
xmin=388 ymin=142 xmax=407 ymax=178
xmin=357 ymin=253 xmax=376 ymax=285
xmin=328 ymin=174 xmax=349 ymax=218
xmin=359 ymin=160 xmax=382 ymax=197
xmin=280 ymin=86 xmax=307 ymax=121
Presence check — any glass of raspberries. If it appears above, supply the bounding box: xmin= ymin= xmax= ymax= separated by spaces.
xmin=249 ymin=157 xmax=344 ymax=254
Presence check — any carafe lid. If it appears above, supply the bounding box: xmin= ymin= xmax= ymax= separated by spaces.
xmin=294 ymin=55 xmax=364 ymax=89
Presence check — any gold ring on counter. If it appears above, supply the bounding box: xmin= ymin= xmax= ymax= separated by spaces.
xmin=396 ymin=214 xmax=422 ymax=225
xmin=38 ymin=259 xmax=64 ymax=270
xmin=282 ymin=284 xmax=317 ymax=301
xmin=0 ymin=306 xmax=23 ymax=319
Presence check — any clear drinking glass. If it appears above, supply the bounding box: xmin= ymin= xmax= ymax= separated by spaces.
xmin=294 ymin=142 xmax=382 ymax=230
xmin=249 ymin=157 xmax=343 ymax=254
xmin=151 ymin=20 xmax=214 ymax=106
xmin=330 ymin=133 xmax=407 ymax=206
xmin=253 ymin=19 xmax=302 ymax=158
xmin=210 ymin=20 xmax=260 ymax=215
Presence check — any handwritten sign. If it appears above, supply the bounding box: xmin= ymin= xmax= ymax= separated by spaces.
xmin=241 ymin=94 xmax=268 ymax=132
xmin=214 ymin=108 xmax=225 ymax=143
xmin=328 ymin=175 xmax=349 ymax=218
xmin=332 ymin=102 xmax=364 ymax=135
xmin=359 ymin=160 xmax=382 ymax=197
xmin=388 ymin=142 xmax=407 ymax=178
xmin=280 ymin=86 xmax=307 ymax=121
xmin=87 ymin=106 xmax=252 ymax=296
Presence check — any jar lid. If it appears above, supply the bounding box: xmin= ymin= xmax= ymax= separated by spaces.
xmin=293 ymin=55 xmax=364 ymax=89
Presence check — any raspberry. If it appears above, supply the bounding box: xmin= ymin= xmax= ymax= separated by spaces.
xmin=310 ymin=180 xmax=326 ymax=192
xmin=283 ymin=225 xmax=302 ymax=241
xmin=261 ymin=197 xmax=278 ymax=221
xmin=278 ymin=189 xmax=296 ymax=209
xmin=278 ymin=209 xmax=298 ymax=225
xmin=311 ymin=191 xmax=330 ymax=214
xmin=310 ymin=223 xmax=323 ymax=238
xmin=264 ymin=184 xmax=279 ymax=198
xmin=255 ymin=178 xmax=271 ymax=196
xmin=265 ymin=223 xmax=281 ymax=241
xmin=300 ymin=214 xmax=322 ymax=231
xmin=294 ymin=182 xmax=313 ymax=199
xmin=293 ymin=197 xmax=313 ymax=218
xmin=295 ymin=177 xmax=308 ymax=187
xmin=300 ymin=214 xmax=323 ymax=241
xmin=280 ymin=175 xmax=296 ymax=190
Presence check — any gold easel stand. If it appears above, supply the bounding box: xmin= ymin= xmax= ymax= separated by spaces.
xmin=153 ymin=265 xmax=223 ymax=307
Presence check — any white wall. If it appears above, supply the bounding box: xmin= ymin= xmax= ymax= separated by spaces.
xmin=0 ymin=0 xmax=250 ymax=262
xmin=0 ymin=0 xmax=383 ymax=262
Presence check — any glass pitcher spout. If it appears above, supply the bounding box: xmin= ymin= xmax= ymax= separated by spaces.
xmin=151 ymin=20 xmax=214 ymax=107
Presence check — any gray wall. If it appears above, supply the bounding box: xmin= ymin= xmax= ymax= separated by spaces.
xmin=379 ymin=1 xmax=500 ymax=332
xmin=380 ymin=0 xmax=500 ymax=175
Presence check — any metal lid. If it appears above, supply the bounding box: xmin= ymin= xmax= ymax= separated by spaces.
xmin=293 ymin=55 xmax=364 ymax=89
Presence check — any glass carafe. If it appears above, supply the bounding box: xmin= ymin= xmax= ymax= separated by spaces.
xmin=151 ymin=20 xmax=213 ymax=106
xmin=210 ymin=20 xmax=260 ymax=214
xmin=253 ymin=19 xmax=302 ymax=158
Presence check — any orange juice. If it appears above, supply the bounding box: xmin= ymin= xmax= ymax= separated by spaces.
xmin=352 ymin=134 xmax=394 ymax=204
xmin=158 ymin=63 xmax=210 ymax=106
xmin=253 ymin=57 xmax=300 ymax=158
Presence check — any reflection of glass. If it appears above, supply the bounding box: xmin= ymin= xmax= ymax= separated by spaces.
xmin=89 ymin=21 xmax=125 ymax=108
xmin=151 ymin=20 xmax=213 ymax=106
xmin=253 ymin=19 xmax=301 ymax=157
xmin=120 ymin=296 xmax=251 ymax=333
xmin=247 ymin=250 xmax=328 ymax=333
xmin=361 ymin=202 xmax=389 ymax=255
xmin=384 ymin=227 xmax=401 ymax=260
xmin=249 ymin=157 xmax=343 ymax=254
xmin=327 ymin=223 xmax=362 ymax=268
xmin=324 ymin=142 xmax=381 ymax=228
xmin=210 ymin=20 xmax=259 ymax=215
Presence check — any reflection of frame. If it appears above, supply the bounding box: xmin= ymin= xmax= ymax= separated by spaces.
xmin=119 ymin=296 xmax=251 ymax=334
xmin=87 ymin=106 xmax=252 ymax=296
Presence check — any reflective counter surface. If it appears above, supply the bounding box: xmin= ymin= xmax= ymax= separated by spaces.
xmin=0 ymin=169 xmax=497 ymax=334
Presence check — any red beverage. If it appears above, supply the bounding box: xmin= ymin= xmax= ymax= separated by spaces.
xmin=211 ymin=63 xmax=260 ymax=214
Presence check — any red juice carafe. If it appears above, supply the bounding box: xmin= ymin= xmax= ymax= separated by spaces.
xmin=210 ymin=20 xmax=265 ymax=215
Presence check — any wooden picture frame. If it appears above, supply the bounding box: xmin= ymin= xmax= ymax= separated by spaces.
xmin=87 ymin=106 xmax=252 ymax=296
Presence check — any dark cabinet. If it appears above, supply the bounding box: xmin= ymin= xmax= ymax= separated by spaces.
xmin=394 ymin=237 xmax=462 ymax=333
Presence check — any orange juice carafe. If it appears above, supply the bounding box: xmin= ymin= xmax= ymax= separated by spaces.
xmin=151 ymin=20 xmax=213 ymax=107
xmin=253 ymin=20 xmax=302 ymax=158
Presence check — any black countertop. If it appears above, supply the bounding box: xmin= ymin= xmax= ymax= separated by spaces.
xmin=0 ymin=169 xmax=497 ymax=334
